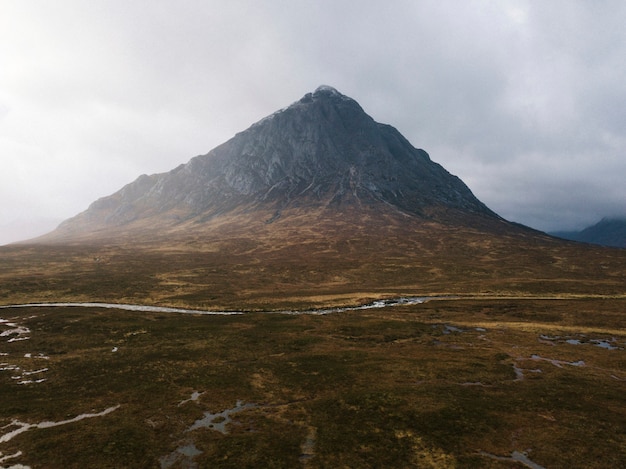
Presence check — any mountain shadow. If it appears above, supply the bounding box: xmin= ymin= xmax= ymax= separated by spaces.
xmin=551 ymin=217 xmax=626 ymax=248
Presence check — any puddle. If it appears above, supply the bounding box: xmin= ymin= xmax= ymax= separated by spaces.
xmin=0 ymin=365 xmax=19 ymax=372
xmin=0 ymin=405 xmax=120 ymax=467
xmin=480 ymin=450 xmax=546 ymax=469
xmin=0 ymin=327 xmax=30 ymax=337
xmin=6 ymin=337 xmax=29 ymax=343
xmin=540 ymin=335 xmax=621 ymax=350
xmin=0 ymin=321 xmax=31 ymax=344
xmin=590 ymin=339 xmax=619 ymax=350
xmin=16 ymin=379 xmax=46 ymax=385
xmin=1 ymin=318 xmax=33 ymax=364
xmin=0 ymin=450 xmax=28 ymax=469
xmin=186 ymin=400 xmax=255 ymax=434
xmin=512 ymin=361 xmax=542 ymax=382
xmin=178 ymin=391 xmax=204 ymax=407
xmin=0 ymin=405 xmax=121 ymax=444
xmin=161 ymin=399 xmax=255 ymax=469
xmin=21 ymin=368 xmax=48 ymax=376
xmin=530 ymin=355 xmax=585 ymax=368
xmin=159 ymin=442 xmax=202 ymax=469
xmin=23 ymin=354 xmax=49 ymax=361
xmin=565 ymin=337 xmax=620 ymax=350
xmin=3 ymin=365 xmax=49 ymax=386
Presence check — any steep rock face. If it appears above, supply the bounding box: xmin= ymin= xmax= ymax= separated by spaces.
xmin=56 ymin=86 xmax=498 ymax=235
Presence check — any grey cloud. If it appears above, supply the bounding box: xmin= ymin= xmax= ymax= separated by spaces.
xmin=2 ymin=0 xmax=626 ymax=244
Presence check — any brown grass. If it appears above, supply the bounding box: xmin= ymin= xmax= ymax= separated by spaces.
xmin=1 ymin=205 xmax=625 ymax=467
xmin=2 ymin=205 xmax=625 ymax=309
xmin=1 ymin=299 xmax=625 ymax=467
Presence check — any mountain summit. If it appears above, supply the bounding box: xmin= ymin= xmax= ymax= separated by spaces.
xmin=51 ymin=86 xmax=498 ymax=239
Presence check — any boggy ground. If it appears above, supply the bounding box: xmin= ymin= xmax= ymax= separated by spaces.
xmin=2 ymin=207 xmax=626 ymax=467
xmin=1 ymin=297 xmax=625 ymax=468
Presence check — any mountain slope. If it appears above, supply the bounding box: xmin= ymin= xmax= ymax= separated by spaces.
xmin=48 ymin=86 xmax=498 ymax=241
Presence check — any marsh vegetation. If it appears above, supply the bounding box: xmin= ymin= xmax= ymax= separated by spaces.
xmin=1 ymin=208 xmax=626 ymax=467
xmin=1 ymin=298 xmax=625 ymax=468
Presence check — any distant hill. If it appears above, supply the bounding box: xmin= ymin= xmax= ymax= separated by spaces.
xmin=551 ymin=218 xmax=626 ymax=248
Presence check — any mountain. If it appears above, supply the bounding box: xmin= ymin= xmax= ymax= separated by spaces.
xmin=11 ymin=86 xmax=626 ymax=309
xmin=551 ymin=218 xmax=626 ymax=248
xmin=47 ymin=85 xmax=499 ymax=241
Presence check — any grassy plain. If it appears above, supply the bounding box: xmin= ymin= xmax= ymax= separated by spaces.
xmin=1 ymin=207 xmax=626 ymax=467
xmin=1 ymin=298 xmax=626 ymax=468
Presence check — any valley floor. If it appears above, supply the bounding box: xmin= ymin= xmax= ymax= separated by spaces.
xmin=1 ymin=297 xmax=625 ymax=468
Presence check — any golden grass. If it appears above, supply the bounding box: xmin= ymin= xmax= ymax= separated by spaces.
xmin=2 ymin=205 xmax=625 ymax=309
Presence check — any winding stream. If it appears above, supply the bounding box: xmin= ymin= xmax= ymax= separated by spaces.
xmin=0 ymin=297 xmax=436 ymax=316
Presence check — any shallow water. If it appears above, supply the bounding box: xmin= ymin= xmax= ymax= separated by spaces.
xmin=187 ymin=400 xmax=255 ymax=434
xmin=178 ymin=391 xmax=204 ymax=407
xmin=160 ymin=400 xmax=256 ymax=469
xmin=0 ymin=406 xmax=120 ymax=444
xmin=480 ymin=450 xmax=546 ymax=469
xmin=513 ymin=363 xmax=525 ymax=381
xmin=541 ymin=334 xmax=621 ymax=350
xmin=159 ymin=443 xmax=202 ymax=469
xmin=530 ymin=355 xmax=585 ymax=368
xmin=0 ymin=296 xmax=441 ymax=316
xmin=591 ymin=339 xmax=619 ymax=350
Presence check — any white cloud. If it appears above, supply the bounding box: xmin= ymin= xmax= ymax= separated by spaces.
xmin=1 ymin=0 xmax=626 ymax=244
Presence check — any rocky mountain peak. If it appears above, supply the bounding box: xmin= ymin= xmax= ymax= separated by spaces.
xmin=313 ymin=84 xmax=343 ymax=95
xmin=53 ymin=86 xmax=499 ymax=237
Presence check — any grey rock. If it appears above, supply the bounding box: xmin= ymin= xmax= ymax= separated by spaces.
xmin=57 ymin=85 xmax=498 ymax=234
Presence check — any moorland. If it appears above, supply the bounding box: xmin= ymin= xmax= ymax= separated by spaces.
xmin=1 ymin=206 xmax=626 ymax=468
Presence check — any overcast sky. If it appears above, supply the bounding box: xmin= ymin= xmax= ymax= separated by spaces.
xmin=2 ymin=1 xmax=625 ymax=244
